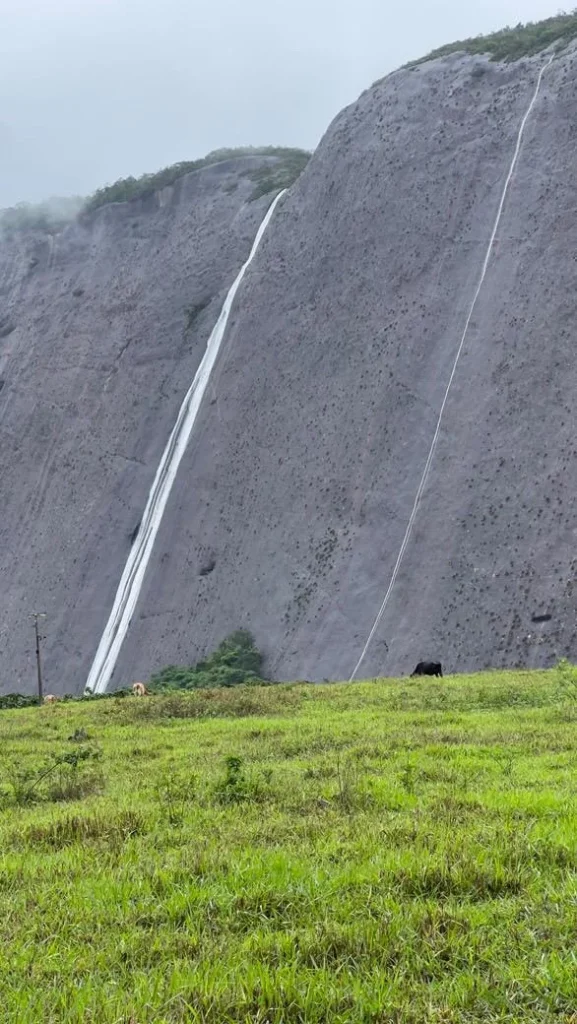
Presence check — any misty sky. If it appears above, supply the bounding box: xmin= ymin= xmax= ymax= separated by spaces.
xmin=0 ymin=0 xmax=564 ymax=207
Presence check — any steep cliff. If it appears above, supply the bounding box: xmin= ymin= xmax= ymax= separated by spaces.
xmin=2 ymin=41 xmax=577 ymax=693
xmin=0 ymin=156 xmax=292 ymax=691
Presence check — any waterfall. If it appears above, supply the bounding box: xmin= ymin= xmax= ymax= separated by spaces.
xmin=85 ymin=190 xmax=286 ymax=694
xmin=350 ymin=56 xmax=554 ymax=681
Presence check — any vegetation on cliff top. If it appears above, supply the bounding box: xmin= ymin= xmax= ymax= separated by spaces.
xmin=2 ymin=667 xmax=577 ymax=1020
xmin=5 ymin=10 xmax=576 ymax=234
xmin=415 ymin=9 xmax=577 ymax=64
xmin=84 ymin=146 xmax=310 ymax=212
xmin=150 ymin=629 xmax=267 ymax=691
xmin=245 ymin=148 xmax=310 ymax=201
xmin=0 ymin=148 xmax=310 ymax=233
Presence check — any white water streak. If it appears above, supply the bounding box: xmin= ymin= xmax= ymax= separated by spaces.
xmin=86 ymin=190 xmax=286 ymax=694
xmin=349 ymin=56 xmax=553 ymax=682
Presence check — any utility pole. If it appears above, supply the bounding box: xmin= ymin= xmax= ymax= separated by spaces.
xmin=31 ymin=612 xmax=46 ymax=702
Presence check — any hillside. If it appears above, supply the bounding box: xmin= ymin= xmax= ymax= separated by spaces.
xmin=2 ymin=29 xmax=577 ymax=693
xmin=2 ymin=669 xmax=577 ymax=1021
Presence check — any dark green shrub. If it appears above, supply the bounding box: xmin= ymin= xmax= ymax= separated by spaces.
xmin=16 ymin=810 xmax=144 ymax=850
xmin=1 ymin=747 xmax=103 ymax=807
xmin=247 ymin=149 xmax=311 ymax=201
xmin=214 ymin=756 xmax=248 ymax=804
xmin=150 ymin=630 xmax=266 ymax=692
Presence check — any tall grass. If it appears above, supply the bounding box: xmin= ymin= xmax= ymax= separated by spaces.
xmin=1 ymin=668 xmax=576 ymax=1022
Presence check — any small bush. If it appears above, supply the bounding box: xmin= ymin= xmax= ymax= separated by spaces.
xmin=214 ymin=756 xmax=248 ymax=804
xmin=15 ymin=810 xmax=144 ymax=850
xmin=46 ymin=749 xmax=104 ymax=802
xmin=213 ymin=756 xmax=272 ymax=805
xmin=248 ymin=149 xmax=310 ymax=201
xmin=151 ymin=629 xmax=267 ymax=692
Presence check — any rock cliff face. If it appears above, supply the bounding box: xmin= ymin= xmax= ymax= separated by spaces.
xmin=2 ymin=46 xmax=577 ymax=693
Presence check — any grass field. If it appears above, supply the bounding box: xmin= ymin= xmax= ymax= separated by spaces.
xmin=2 ymin=669 xmax=577 ymax=1023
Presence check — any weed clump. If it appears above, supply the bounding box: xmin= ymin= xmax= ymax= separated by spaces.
xmin=15 ymin=810 xmax=144 ymax=850
xmin=155 ymin=769 xmax=197 ymax=826
xmin=1 ymin=747 xmax=103 ymax=807
xmin=214 ymin=756 xmax=249 ymax=804
xmin=213 ymin=756 xmax=273 ymax=805
xmin=0 ymin=694 xmax=40 ymax=711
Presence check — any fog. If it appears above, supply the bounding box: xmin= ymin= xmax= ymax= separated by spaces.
xmin=0 ymin=0 xmax=564 ymax=206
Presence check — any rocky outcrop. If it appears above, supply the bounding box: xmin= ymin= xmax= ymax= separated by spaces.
xmin=3 ymin=47 xmax=577 ymax=692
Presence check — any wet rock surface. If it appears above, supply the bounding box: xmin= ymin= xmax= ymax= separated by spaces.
xmin=2 ymin=51 xmax=577 ymax=691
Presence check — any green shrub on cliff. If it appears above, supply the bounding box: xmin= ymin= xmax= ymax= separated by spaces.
xmin=247 ymin=149 xmax=311 ymax=201
xmin=414 ymin=10 xmax=577 ymax=64
xmin=150 ymin=629 xmax=266 ymax=691
xmin=85 ymin=147 xmax=310 ymax=212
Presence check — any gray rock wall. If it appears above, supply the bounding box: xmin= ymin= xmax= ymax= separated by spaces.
xmin=2 ymin=49 xmax=577 ymax=692
xmin=0 ymin=158 xmax=280 ymax=692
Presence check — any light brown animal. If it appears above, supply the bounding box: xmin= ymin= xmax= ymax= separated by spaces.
xmin=132 ymin=682 xmax=148 ymax=697
xmin=44 ymin=694 xmax=59 ymax=704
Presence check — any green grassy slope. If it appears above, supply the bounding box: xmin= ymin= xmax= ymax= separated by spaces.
xmin=2 ymin=669 xmax=577 ymax=1022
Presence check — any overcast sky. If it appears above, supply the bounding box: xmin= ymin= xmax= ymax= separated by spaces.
xmin=0 ymin=0 xmax=564 ymax=207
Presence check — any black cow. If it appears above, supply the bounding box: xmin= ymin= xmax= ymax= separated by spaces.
xmin=411 ymin=661 xmax=443 ymax=678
